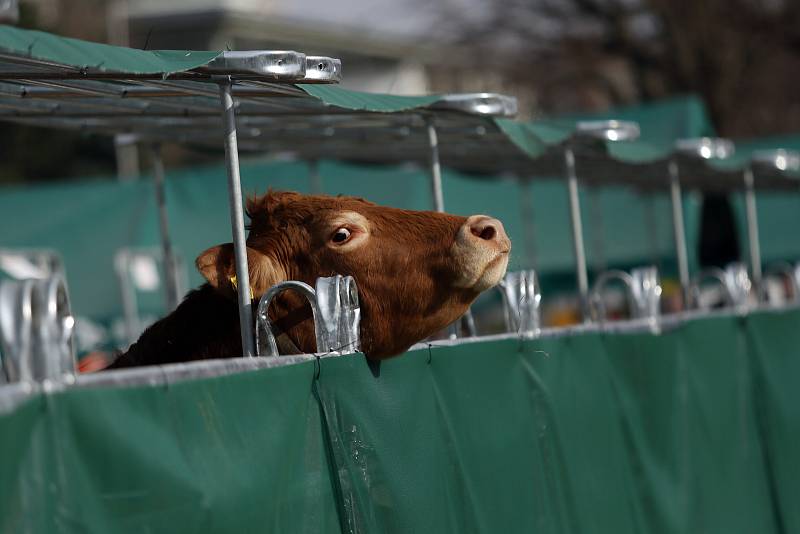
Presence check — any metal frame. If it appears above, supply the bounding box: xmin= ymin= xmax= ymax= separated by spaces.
xmin=565 ymin=120 xmax=641 ymax=322
xmin=746 ymin=149 xmax=800 ymax=298
xmin=671 ymin=137 xmax=736 ymax=306
xmin=0 ymin=37 xmax=525 ymax=360
xmin=0 ymin=47 xmax=344 ymax=361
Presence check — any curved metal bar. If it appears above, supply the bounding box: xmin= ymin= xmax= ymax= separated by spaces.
xmin=31 ymin=274 xmax=75 ymax=381
xmin=0 ymin=279 xmax=35 ymax=382
xmin=590 ymin=270 xmax=634 ymax=322
xmin=689 ymin=267 xmax=730 ymax=309
xmin=762 ymin=261 xmax=800 ymax=303
xmin=689 ymin=263 xmax=751 ymax=310
xmin=315 ymin=275 xmax=361 ymax=353
xmin=255 ymin=281 xmax=327 ymax=357
xmin=0 ymin=273 xmax=75 ymax=383
xmin=590 ymin=266 xmax=662 ymax=324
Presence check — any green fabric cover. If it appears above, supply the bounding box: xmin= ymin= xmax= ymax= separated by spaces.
xmin=0 ymin=25 xmax=221 ymax=74
xmin=496 ymin=95 xmax=717 ymax=163
xmin=298 ymin=85 xmax=441 ymax=112
xmin=708 ymin=133 xmax=800 ymax=178
xmin=561 ymin=95 xmax=716 ymax=163
xmin=1 ymin=307 xmax=798 ymax=532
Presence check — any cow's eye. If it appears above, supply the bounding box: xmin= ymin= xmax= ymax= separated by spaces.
xmin=331 ymin=227 xmax=351 ymax=244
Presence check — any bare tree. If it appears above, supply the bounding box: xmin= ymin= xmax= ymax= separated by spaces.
xmin=436 ymin=0 xmax=800 ymax=136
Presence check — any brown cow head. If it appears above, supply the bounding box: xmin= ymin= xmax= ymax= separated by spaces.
xmin=196 ymin=191 xmax=510 ymax=359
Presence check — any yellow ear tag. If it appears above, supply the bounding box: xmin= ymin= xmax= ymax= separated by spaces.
xmin=229 ymin=275 xmax=255 ymax=299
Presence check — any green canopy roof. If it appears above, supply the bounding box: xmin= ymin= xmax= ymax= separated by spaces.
xmin=0 ymin=25 xmax=222 ymax=74
xmin=0 ymin=25 xmax=795 ymax=192
xmin=494 ymin=96 xmax=800 ymax=191
xmin=707 ymin=134 xmax=800 ymax=178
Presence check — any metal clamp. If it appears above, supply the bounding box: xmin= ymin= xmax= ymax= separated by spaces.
xmin=498 ymin=270 xmax=541 ymax=337
xmin=689 ymin=262 xmax=751 ymax=310
xmin=575 ymin=120 xmax=640 ymax=142
xmin=0 ymin=274 xmax=75 ymax=384
xmin=255 ymin=275 xmax=360 ymax=356
xmin=303 ymin=57 xmax=343 ymax=83
xmin=590 ymin=266 xmax=661 ymax=323
xmin=675 ymin=137 xmax=735 ymax=160
xmin=428 ymin=93 xmax=518 ymax=117
xmin=202 ymin=51 xmax=306 ymax=79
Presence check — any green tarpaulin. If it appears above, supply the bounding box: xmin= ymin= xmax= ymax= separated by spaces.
xmin=0 ymin=25 xmax=221 ymax=74
xmin=709 ymin=133 xmax=800 ymax=178
xmin=497 ymin=95 xmax=716 ymax=163
xmin=0 ymin=307 xmax=798 ymax=533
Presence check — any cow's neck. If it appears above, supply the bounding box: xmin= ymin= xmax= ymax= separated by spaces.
xmin=108 ymin=284 xmax=309 ymax=369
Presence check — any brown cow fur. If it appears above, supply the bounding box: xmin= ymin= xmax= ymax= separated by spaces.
xmin=108 ymin=191 xmax=510 ymax=368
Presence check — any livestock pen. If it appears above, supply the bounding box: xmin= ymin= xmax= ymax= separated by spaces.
xmin=1 ymin=25 xmax=800 ymax=534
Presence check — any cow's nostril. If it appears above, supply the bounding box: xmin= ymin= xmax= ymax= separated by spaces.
xmin=463 ymin=215 xmax=508 ymax=249
xmin=474 ymin=225 xmax=496 ymax=241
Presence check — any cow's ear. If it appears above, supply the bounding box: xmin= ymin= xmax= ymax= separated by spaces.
xmin=196 ymin=244 xmax=286 ymax=297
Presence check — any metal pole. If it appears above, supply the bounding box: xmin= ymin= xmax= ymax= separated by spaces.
xmin=309 ymin=159 xmax=323 ymax=194
xmin=218 ymin=79 xmax=256 ymax=358
xmin=149 ymin=144 xmax=181 ymax=312
xmin=425 ymin=117 xmax=445 ymax=213
xmin=114 ymin=133 xmax=140 ymax=181
xmin=668 ymin=161 xmax=691 ymax=306
xmin=564 ymin=147 xmax=590 ymax=321
xmin=743 ymin=166 xmax=762 ymax=294
xmin=424 ymin=116 xmax=471 ymax=336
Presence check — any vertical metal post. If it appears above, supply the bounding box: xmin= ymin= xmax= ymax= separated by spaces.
xmin=114 ymin=133 xmax=140 ymax=181
xmin=668 ymin=161 xmax=691 ymax=306
xmin=424 ymin=116 xmax=472 ymax=336
xmin=425 ymin=117 xmax=445 ymax=213
xmin=564 ymin=147 xmax=590 ymax=321
xmin=218 ymin=79 xmax=256 ymax=358
xmin=743 ymin=166 xmax=762 ymax=294
xmin=309 ymin=159 xmax=323 ymax=194
xmin=149 ymin=144 xmax=181 ymax=312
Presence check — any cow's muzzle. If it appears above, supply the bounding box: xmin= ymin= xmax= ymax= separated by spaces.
xmin=451 ymin=215 xmax=511 ymax=292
